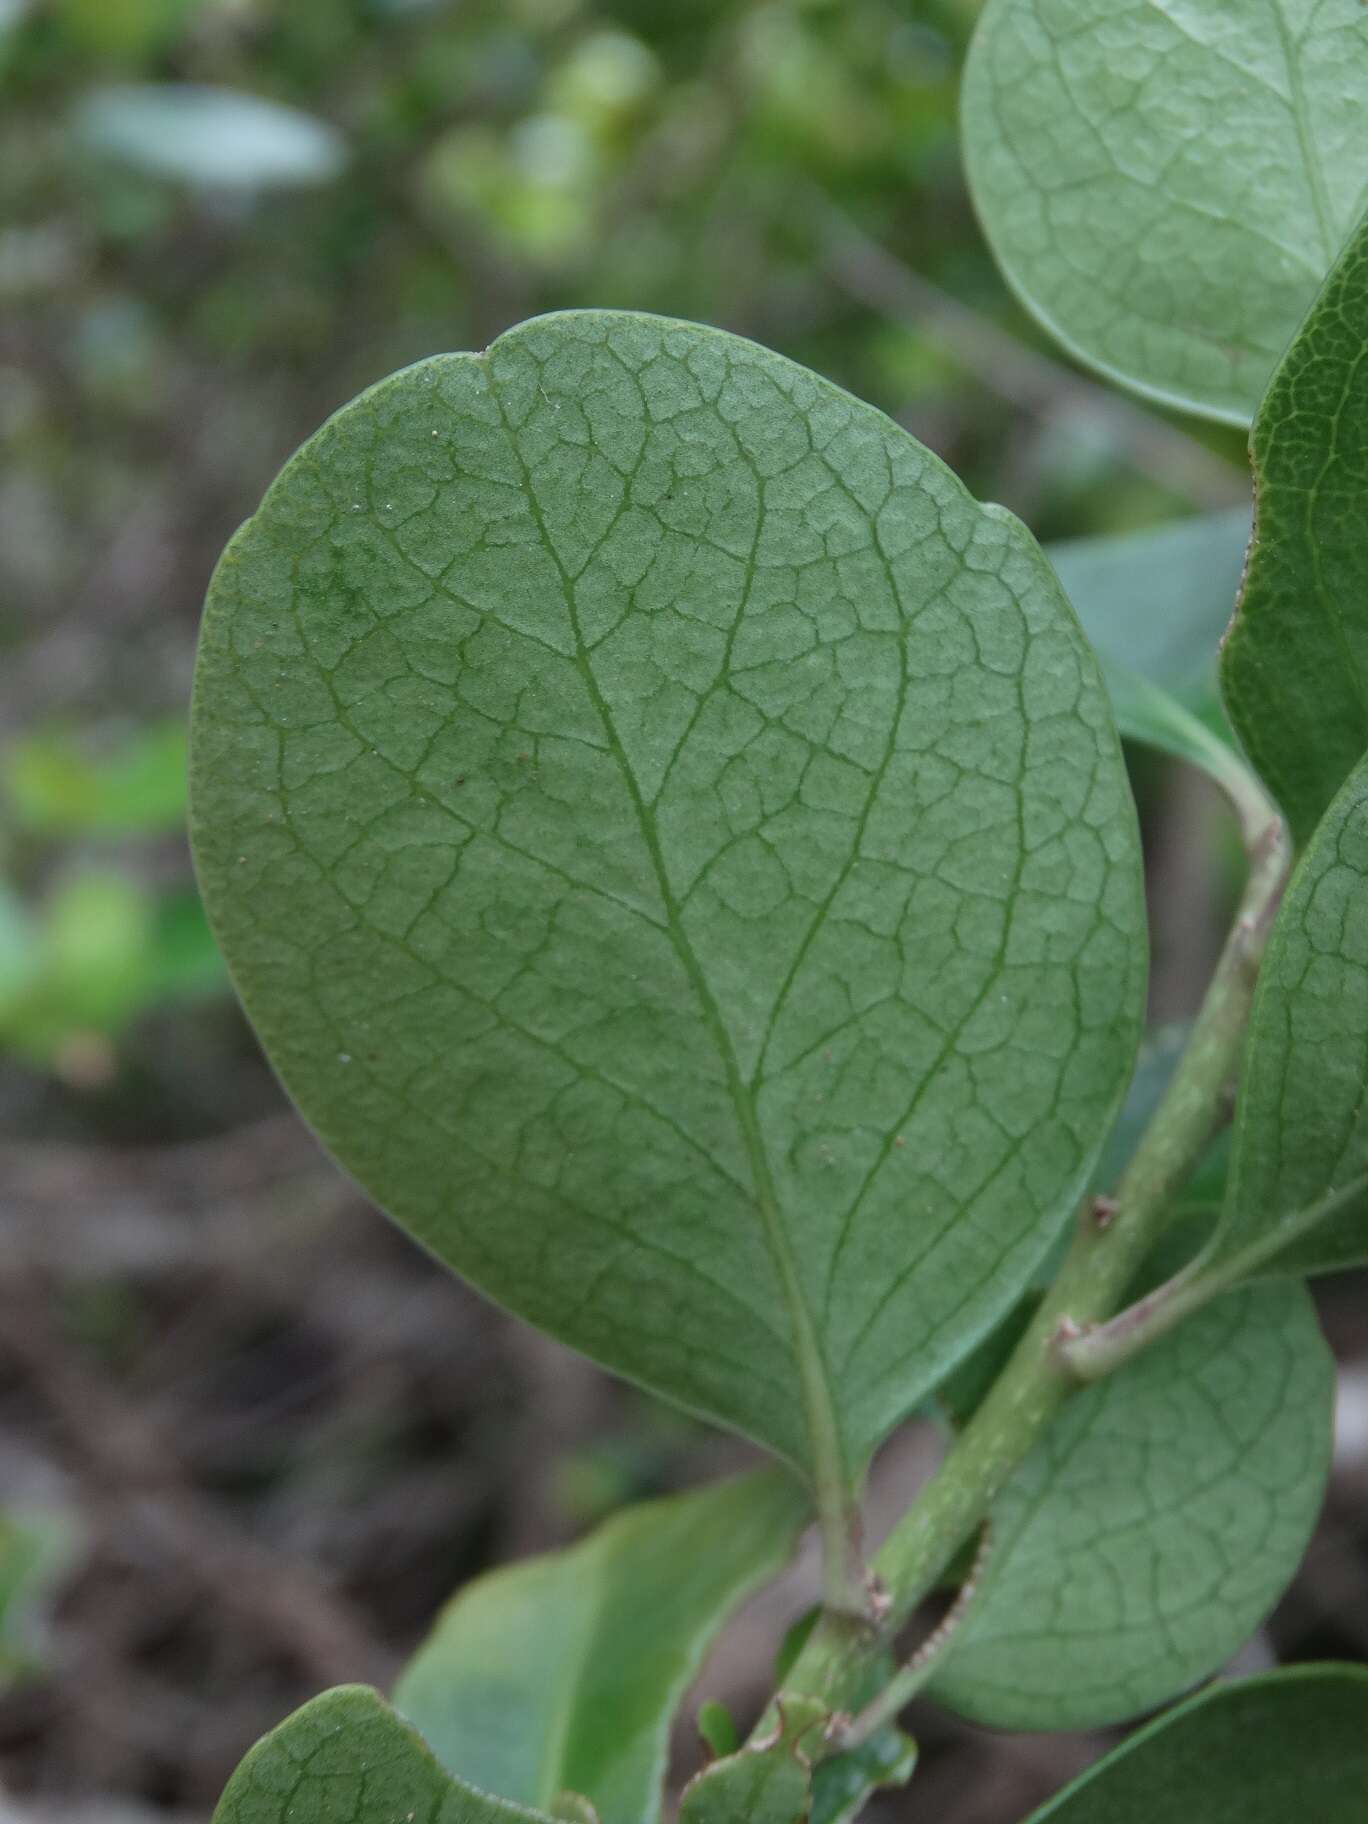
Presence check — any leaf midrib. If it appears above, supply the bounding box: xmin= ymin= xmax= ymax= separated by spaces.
xmin=480 ymin=344 xmax=849 ymax=1496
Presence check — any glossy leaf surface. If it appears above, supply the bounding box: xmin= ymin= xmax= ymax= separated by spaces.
xmin=929 ymin=1281 xmax=1332 ymax=1730
xmin=1215 ymin=752 xmax=1368 ymax=1277
xmin=190 ymin=310 xmax=1145 ymax=1481
xmin=962 ymin=0 xmax=1368 ymax=423
xmin=392 ymin=1471 xmax=807 ymax=1824
xmin=1022 ymin=1664 xmax=1368 ymax=1823
xmin=213 ymin=1685 xmax=556 ymax=1824
xmin=1222 ymin=217 xmax=1368 ymax=847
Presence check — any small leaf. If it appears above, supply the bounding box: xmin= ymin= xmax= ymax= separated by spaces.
xmin=392 ymin=1471 xmax=808 ymax=1824
xmin=962 ymin=0 xmax=1368 ymax=423
xmin=212 ymin=1685 xmax=555 ymax=1824
xmin=1212 ymin=752 xmax=1368 ymax=1278
xmin=680 ymin=1702 xmax=822 ymax=1824
xmin=929 ymin=1281 xmax=1332 ymax=1730
xmin=810 ymin=1726 xmax=916 ymax=1824
xmin=697 ymin=1701 xmax=740 ymax=1761
xmin=678 ymin=1748 xmax=809 ymax=1824
xmin=808 ymin=1650 xmax=917 ymax=1824
xmin=1020 ymin=1664 xmax=1368 ymax=1823
xmin=189 ymin=310 xmax=1146 ymax=1484
xmin=73 ymin=84 xmax=347 ymax=190
xmin=1222 ymin=216 xmax=1368 ymax=847
xmin=1045 ymin=509 xmax=1250 ymax=701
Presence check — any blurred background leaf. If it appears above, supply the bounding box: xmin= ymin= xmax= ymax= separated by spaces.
xmin=72 ymin=84 xmax=348 ymax=191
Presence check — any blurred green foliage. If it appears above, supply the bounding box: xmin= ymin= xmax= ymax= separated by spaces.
xmin=0 ymin=719 xmax=223 ymax=1078
xmin=0 ymin=1506 xmax=84 ymax=1687
xmin=6 ymin=719 xmax=187 ymax=833
xmin=0 ymin=0 xmax=1245 ymax=1090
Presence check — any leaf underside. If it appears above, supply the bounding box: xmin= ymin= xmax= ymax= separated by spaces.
xmin=929 ymin=1279 xmax=1332 ymax=1730
xmin=1022 ymin=1664 xmax=1368 ymax=1823
xmin=212 ymin=1685 xmax=556 ymax=1824
xmin=962 ymin=0 xmax=1368 ymax=424
xmin=391 ymin=1471 xmax=808 ymax=1824
xmin=190 ymin=309 xmax=1145 ymax=1481
xmin=1222 ymin=215 xmax=1368 ymax=848
xmin=1216 ymin=750 xmax=1368 ymax=1276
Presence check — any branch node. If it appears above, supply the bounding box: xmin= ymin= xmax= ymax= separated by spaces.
xmin=1091 ymin=1194 xmax=1119 ymax=1230
xmin=864 ymin=1572 xmax=892 ymax=1627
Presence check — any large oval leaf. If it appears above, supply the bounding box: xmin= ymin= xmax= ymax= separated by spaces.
xmin=1211 ymin=751 xmax=1368 ymax=1278
xmin=392 ymin=1471 xmax=807 ymax=1824
xmin=190 ymin=310 xmax=1145 ymax=1484
xmin=1222 ymin=216 xmax=1368 ymax=848
xmin=1022 ymin=1665 xmax=1368 ymax=1823
xmin=928 ymin=1280 xmax=1332 ymax=1730
xmin=962 ymin=0 xmax=1368 ymax=424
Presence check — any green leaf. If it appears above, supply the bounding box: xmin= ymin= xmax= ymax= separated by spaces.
xmin=1044 ymin=514 xmax=1262 ymax=813
xmin=1222 ymin=217 xmax=1368 ymax=847
xmin=189 ymin=310 xmax=1146 ymax=1485
xmin=212 ymin=1685 xmax=557 ymax=1824
xmin=928 ymin=1280 xmax=1332 ymax=1730
xmin=1045 ymin=509 xmax=1250 ymax=701
xmin=807 ymin=1648 xmax=917 ymax=1824
xmin=1020 ymin=1664 xmax=1368 ymax=1823
xmin=678 ymin=1748 xmax=809 ymax=1824
xmin=696 ymin=1702 xmax=739 ymax=1761
xmin=1212 ymin=752 xmax=1368 ymax=1278
xmin=1094 ymin=664 xmax=1251 ymax=807
xmin=392 ymin=1470 xmax=808 ymax=1824
xmin=810 ymin=1725 xmax=916 ymax=1824
xmin=937 ymin=1028 xmax=1234 ymax=1436
xmin=961 ymin=0 xmax=1368 ymax=424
